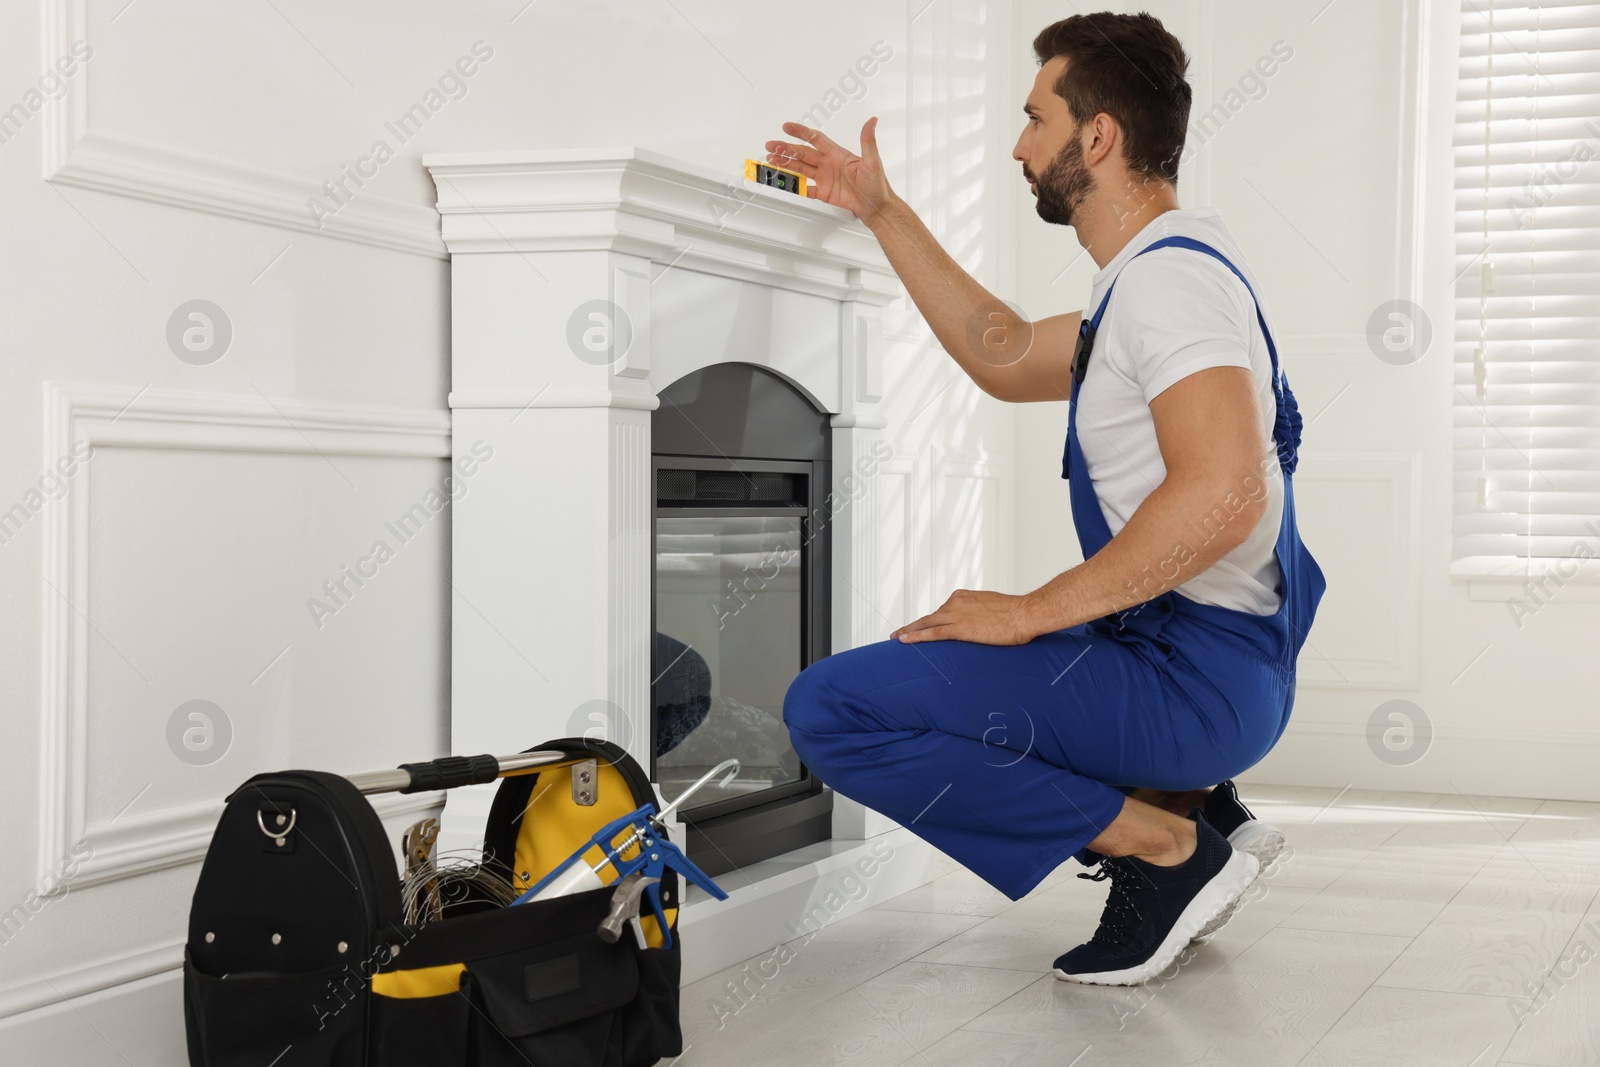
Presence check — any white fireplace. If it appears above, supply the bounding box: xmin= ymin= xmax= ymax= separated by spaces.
xmin=423 ymin=148 xmax=943 ymax=979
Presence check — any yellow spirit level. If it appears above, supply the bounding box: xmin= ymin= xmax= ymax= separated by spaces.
xmin=745 ymin=159 xmax=811 ymax=197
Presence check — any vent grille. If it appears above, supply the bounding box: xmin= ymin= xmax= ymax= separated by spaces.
xmin=657 ymin=468 xmax=804 ymax=506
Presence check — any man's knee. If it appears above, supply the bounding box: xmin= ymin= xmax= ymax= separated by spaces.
xmin=781 ymin=656 xmax=844 ymax=738
xmin=784 ymin=641 xmax=910 ymax=738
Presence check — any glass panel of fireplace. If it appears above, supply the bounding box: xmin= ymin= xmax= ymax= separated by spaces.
xmin=652 ymin=455 xmax=833 ymax=878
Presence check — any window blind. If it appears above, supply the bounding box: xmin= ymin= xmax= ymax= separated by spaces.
xmin=1452 ymin=0 xmax=1600 ymax=561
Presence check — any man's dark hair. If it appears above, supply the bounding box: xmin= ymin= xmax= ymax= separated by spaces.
xmin=1032 ymin=12 xmax=1191 ymax=183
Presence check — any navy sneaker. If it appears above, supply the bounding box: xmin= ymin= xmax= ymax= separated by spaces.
xmin=1190 ymin=780 xmax=1285 ymax=942
xmin=1052 ymin=811 xmax=1259 ymax=986
xmin=1203 ymin=780 xmax=1286 ymax=871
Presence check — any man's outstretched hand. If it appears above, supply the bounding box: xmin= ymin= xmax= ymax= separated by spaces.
xmin=765 ymin=118 xmax=894 ymax=226
xmin=891 ymin=588 xmax=1040 ymax=646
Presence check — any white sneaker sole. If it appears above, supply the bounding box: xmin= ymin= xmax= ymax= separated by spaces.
xmin=1191 ymin=820 xmax=1284 ymax=942
xmin=1052 ymin=847 xmax=1260 ymax=986
xmin=1228 ymin=819 xmax=1286 ymax=873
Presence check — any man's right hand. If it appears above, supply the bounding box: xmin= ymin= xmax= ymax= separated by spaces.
xmin=765 ymin=118 xmax=895 ymax=227
xmin=766 ymin=117 xmax=1081 ymax=404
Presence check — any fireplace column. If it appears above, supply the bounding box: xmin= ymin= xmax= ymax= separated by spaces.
xmin=829 ymin=297 xmax=898 ymax=840
xmin=444 ymin=245 xmax=659 ymax=771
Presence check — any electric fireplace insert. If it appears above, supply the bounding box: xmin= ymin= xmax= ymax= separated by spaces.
xmin=651 ymin=362 xmax=834 ymax=876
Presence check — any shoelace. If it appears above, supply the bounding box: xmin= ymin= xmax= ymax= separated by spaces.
xmin=1077 ymin=858 xmax=1144 ymax=950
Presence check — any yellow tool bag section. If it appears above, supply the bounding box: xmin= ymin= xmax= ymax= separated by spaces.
xmin=183 ymin=737 xmax=685 ymax=1067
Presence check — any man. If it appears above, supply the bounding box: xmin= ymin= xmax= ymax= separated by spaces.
xmin=769 ymin=11 xmax=1325 ymax=986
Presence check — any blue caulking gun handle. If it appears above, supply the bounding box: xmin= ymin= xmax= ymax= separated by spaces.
xmin=630 ymin=828 xmax=732 ymax=951
xmin=637 ymin=834 xmax=729 ymax=901
xmin=512 ymin=804 xmax=659 ymax=906
xmin=630 ymin=835 xmax=726 ymax=951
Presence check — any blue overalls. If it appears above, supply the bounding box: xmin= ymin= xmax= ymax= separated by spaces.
xmin=781 ymin=237 xmax=1326 ymax=901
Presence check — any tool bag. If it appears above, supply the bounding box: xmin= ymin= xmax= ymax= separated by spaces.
xmin=181 ymin=737 xmax=684 ymax=1067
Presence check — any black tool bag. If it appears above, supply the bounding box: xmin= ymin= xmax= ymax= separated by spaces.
xmin=182 ymin=738 xmax=684 ymax=1067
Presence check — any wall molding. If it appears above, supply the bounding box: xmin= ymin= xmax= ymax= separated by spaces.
xmin=606 ymin=416 xmax=650 ymax=771
xmin=1292 ymin=451 xmax=1421 ymax=690
xmin=829 ymin=429 xmax=891 ymax=655
xmin=870 ymin=452 xmax=920 ymax=632
xmin=929 ymin=444 xmax=1012 ymax=598
xmin=40 ymin=0 xmax=446 ymax=258
xmin=58 ymin=790 xmax=443 ymax=895
xmin=2 ymin=784 xmax=438 ymax=1021
xmin=0 ymin=941 xmax=181 ymax=1022
xmin=448 ymin=388 xmax=660 ymax=412
xmin=1253 ymin=718 xmax=1600 ymax=803
xmin=1278 ymin=718 xmax=1600 ymax=750
xmin=38 ymin=383 xmax=451 ymax=890
xmin=1392 ymin=0 xmax=1435 ymax=307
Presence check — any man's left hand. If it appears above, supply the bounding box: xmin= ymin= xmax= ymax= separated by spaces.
xmin=891 ymin=589 xmax=1038 ymax=646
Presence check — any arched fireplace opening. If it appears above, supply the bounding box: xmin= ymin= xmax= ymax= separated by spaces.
xmin=651 ymin=362 xmax=834 ymax=875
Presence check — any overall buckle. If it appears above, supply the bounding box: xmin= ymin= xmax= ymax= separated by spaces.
xmin=1072 ymin=321 xmax=1097 ymax=385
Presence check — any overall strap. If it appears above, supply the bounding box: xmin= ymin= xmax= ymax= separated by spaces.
xmin=1066 ymin=235 xmax=1303 ymax=477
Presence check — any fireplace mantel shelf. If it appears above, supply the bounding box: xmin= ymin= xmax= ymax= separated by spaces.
xmin=423 ymin=147 xmax=900 ymax=306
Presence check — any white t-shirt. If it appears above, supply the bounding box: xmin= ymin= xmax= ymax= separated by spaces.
xmin=1074 ymin=207 xmax=1284 ymax=615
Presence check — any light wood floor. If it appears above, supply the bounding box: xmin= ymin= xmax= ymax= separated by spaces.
xmin=674 ymin=785 xmax=1600 ymax=1067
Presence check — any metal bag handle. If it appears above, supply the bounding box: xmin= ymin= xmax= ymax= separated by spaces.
xmin=347 ymin=750 xmax=572 ymax=795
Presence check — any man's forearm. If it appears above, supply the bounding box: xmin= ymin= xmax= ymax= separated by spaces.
xmin=865 ymin=194 xmax=1031 ymax=400
xmin=1019 ymin=474 xmax=1266 ymax=635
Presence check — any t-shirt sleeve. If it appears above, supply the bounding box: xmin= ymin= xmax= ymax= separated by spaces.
xmin=1106 ymin=252 xmax=1255 ymax=405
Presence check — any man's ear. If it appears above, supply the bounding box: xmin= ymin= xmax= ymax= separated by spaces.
xmin=1084 ymin=112 xmax=1120 ymax=167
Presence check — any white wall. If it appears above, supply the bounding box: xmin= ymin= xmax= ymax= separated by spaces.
xmin=0 ymin=0 xmax=1021 ymax=1058
xmin=1012 ymin=0 xmax=1600 ymax=803
xmin=18 ymin=0 xmax=1581 ymax=1057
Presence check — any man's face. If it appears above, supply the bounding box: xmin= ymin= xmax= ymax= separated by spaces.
xmin=1013 ymin=57 xmax=1095 ymax=227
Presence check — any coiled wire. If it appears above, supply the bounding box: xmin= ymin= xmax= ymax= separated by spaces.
xmin=400 ymin=849 xmax=521 ymax=926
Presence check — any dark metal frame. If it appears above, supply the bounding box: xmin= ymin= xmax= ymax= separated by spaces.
xmin=647 ymin=361 xmax=837 ymax=876
xmin=649 ymin=453 xmax=832 ymax=829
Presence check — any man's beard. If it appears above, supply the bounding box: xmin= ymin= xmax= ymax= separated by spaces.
xmin=1030 ymin=134 xmax=1094 ymax=227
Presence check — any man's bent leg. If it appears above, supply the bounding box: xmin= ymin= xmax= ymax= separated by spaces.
xmin=1129 ymin=787 xmax=1212 ymax=816
xmin=781 ymin=632 xmax=1172 ymax=901
xmin=1087 ymin=795 xmax=1198 ymax=867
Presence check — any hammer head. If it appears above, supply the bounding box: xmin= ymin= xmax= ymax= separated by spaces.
xmin=597 ymin=871 xmax=659 ymax=944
